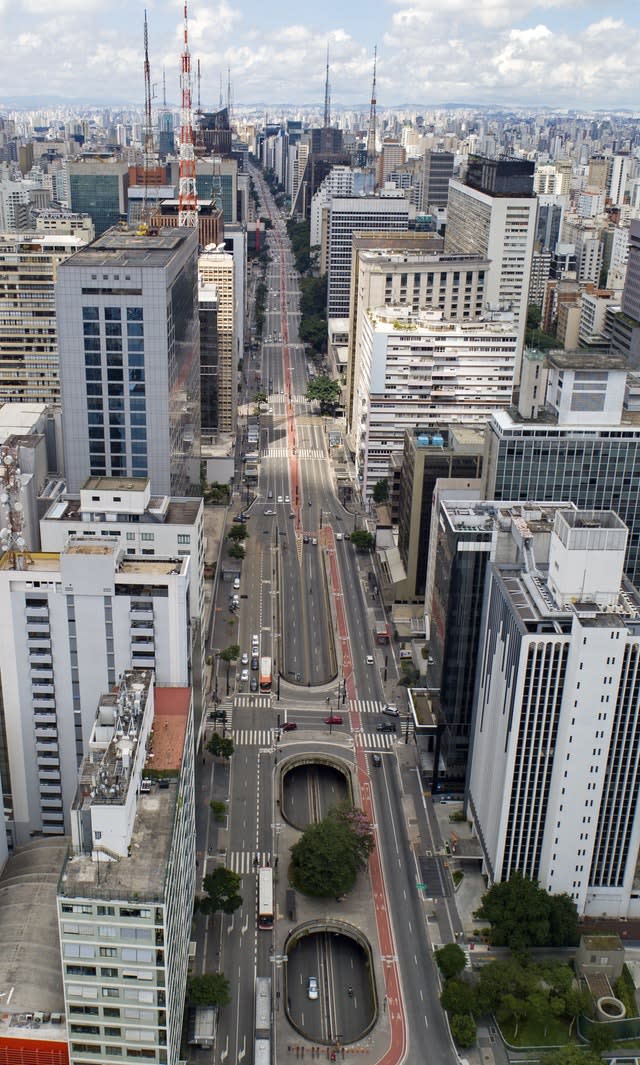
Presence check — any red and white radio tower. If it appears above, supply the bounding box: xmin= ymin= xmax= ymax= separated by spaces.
xmin=178 ymin=0 xmax=198 ymax=228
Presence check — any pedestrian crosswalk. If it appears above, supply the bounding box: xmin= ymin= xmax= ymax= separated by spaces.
xmin=226 ymin=851 xmax=273 ymax=875
xmin=231 ymin=728 xmax=397 ymax=748
xmin=350 ymin=700 xmax=385 ymax=715
xmin=262 ymin=447 xmax=325 ymax=460
xmin=233 ymin=695 xmax=272 ymax=709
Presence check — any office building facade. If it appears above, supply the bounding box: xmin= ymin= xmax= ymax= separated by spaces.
xmin=58 ymin=670 xmax=195 ymax=1065
xmin=67 ymin=161 xmax=129 ymax=237
xmin=57 ymin=225 xmax=200 ymax=496
xmin=468 ymin=507 xmax=640 ymax=918
xmin=197 ymin=247 xmax=236 ymax=434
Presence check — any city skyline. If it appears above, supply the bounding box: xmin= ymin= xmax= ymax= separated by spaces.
xmin=0 ymin=1 xmax=639 ymax=113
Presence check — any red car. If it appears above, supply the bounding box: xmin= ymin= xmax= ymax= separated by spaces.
xmin=324 ymin=714 xmax=343 ymax=725
xmin=282 ymin=721 xmax=297 ymax=731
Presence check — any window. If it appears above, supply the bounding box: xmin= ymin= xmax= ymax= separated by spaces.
xmin=177 ymin=534 xmax=190 ymax=545
xmin=83 ymin=307 xmax=99 ymax=321
xmin=102 ymin=987 xmax=120 ymax=999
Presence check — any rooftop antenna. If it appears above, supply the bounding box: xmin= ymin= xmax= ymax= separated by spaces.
xmin=162 ymin=66 xmax=167 ymax=109
xmin=178 ymin=0 xmax=198 ymax=227
xmin=227 ymin=66 xmax=232 ymax=127
xmin=219 ymin=72 xmax=223 ymax=111
xmin=323 ymin=42 xmax=331 ymax=130
xmin=366 ymin=45 xmax=378 ymax=186
xmin=0 ymin=444 xmax=28 ymax=570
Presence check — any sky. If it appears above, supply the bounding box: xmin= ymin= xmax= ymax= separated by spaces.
xmin=0 ymin=0 xmax=639 ymax=112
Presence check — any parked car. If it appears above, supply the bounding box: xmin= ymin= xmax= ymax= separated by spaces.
xmin=324 ymin=714 xmax=343 ymax=725
xmin=250 ymin=677 xmax=258 ymax=692
xmin=240 ymin=668 xmax=249 ymax=682
xmin=251 ymin=656 xmax=259 ymax=671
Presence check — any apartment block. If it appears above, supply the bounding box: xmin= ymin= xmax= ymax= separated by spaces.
xmin=0 ymin=539 xmax=191 ymax=843
xmin=58 ymin=669 xmax=195 ymax=1065
xmin=0 ymin=232 xmax=86 ymax=404
xmin=198 ymin=246 xmax=236 ymax=435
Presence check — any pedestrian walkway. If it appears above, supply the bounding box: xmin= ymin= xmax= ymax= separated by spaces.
xmin=354 ymin=732 xmax=398 ymax=749
xmin=226 ymin=851 xmax=273 ymax=875
xmin=262 ymin=447 xmax=324 ymax=460
xmin=350 ymin=699 xmax=385 ymax=716
xmin=231 ymin=729 xmax=278 ymax=746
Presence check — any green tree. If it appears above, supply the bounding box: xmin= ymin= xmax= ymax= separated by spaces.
xmin=548 ymin=892 xmax=580 ymax=947
xmin=544 ymin=1045 xmax=602 ymax=1065
xmin=209 ymin=800 xmax=227 ymax=823
xmin=291 ymin=803 xmax=374 ymax=897
xmin=435 ymin=943 xmax=467 ymax=980
xmin=220 ymin=644 xmax=240 ymax=695
xmin=189 ymin=972 xmax=231 ymax=1008
xmin=350 ymin=529 xmax=374 ymax=552
xmin=305 ymin=375 xmax=341 ymax=413
xmin=449 ymin=1014 xmax=477 ymax=1047
xmin=207 ymin=733 xmax=235 ymax=759
xmin=475 ymin=959 xmax=534 ymax=1014
xmin=476 ymin=872 xmax=577 ymax=953
xmin=372 ymin=479 xmax=389 ymax=504
xmin=201 ymin=867 xmax=242 ymax=916
xmin=499 ymin=992 xmax=529 ymax=1038
xmin=229 ymin=543 xmax=245 ymax=560
xmin=299 ymin=316 xmax=328 ymax=353
xmin=563 ymin=987 xmax=593 ymax=1034
xmin=228 ymin=524 xmax=248 ymax=542
xmin=588 ymin=1024 xmax=615 ymax=1054
xmin=440 ymin=978 xmax=476 ymax=1015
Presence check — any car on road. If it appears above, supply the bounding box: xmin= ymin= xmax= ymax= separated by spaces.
xmin=282 ymin=721 xmax=297 ymax=731
xmin=264 ymin=508 xmax=275 ymax=516
xmin=277 ymin=495 xmax=283 ymax=503
xmin=284 ymin=495 xmax=290 ymax=503
xmin=382 ymin=704 xmax=399 ymax=716
xmin=307 ymin=977 xmax=319 ymax=1000
xmin=233 ymin=576 xmax=240 ymax=590
xmin=250 ymin=677 xmax=258 ymax=692
xmin=366 ymin=654 xmax=374 ymax=665
xmin=233 ymin=513 xmax=248 ymax=523
xmin=376 ymin=721 xmax=396 ymax=732
xmin=324 ymin=714 xmax=343 ymax=725
xmin=312 ymin=537 xmax=318 ymax=545
xmin=303 ymin=534 xmax=309 ymax=544
xmin=241 ymin=651 xmax=249 ymax=665
xmin=371 ymin=753 xmax=382 ymax=767
xmin=336 ymin=532 xmax=343 ymax=541
xmin=240 ymin=668 xmax=249 ymax=683
xmin=251 ymin=656 xmax=259 ymax=671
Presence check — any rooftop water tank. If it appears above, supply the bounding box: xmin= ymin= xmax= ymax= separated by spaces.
xmin=417 ymin=434 xmax=430 ymax=447
xmin=431 ymin=433 xmax=445 ymax=447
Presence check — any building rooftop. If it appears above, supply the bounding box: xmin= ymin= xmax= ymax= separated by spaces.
xmin=60 ymin=687 xmax=191 ymax=902
xmin=0 ymin=838 xmax=67 ymax=1019
xmin=83 ymin=475 xmax=149 ymax=492
xmin=546 ymin=350 xmax=628 ymax=372
xmin=0 ymin=546 xmax=189 ymax=576
xmin=64 ymin=224 xmax=195 ymax=270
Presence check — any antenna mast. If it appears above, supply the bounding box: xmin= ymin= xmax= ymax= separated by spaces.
xmin=366 ymin=45 xmax=378 ymax=184
xmin=178 ymin=0 xmax=198 ymax=228
xmin=142 ymin=10 xmax=155 ymax=224
xmin=227 ymin=66 xmax=232 ymax=127
xmin=323 ymin=43 xmax=331 ymax=129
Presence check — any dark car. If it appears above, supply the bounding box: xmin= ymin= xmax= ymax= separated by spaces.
xmin=233 ymin=513 xmax=248 ymax=523
xmin=376 ymin=721 xmax=396 ymax=732
xmin=250 ymin=676 xmax=258 ymax=692
xmin=251 ymin=655 xmax=259 ymax=671
xmin=371 ymin=753 xmax=382 ymax=767
xmin=324 ymin=714 xmax=343 ymax=725
xmin=303 ymin=534 xmax=310 ymax=544
xmin=282 ymin=721 xmax=297 ymax=731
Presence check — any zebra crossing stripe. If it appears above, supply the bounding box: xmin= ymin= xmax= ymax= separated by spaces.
xmin=226 ymin=852 xmax=272 ymax=874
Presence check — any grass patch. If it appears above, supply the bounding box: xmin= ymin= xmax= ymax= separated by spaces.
xmin=452 ymin=870 xmax=464 ymax=887
xmin=500 ymin=1015 xmax=573 ymax=1048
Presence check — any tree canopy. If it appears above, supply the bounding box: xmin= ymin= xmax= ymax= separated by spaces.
xmin=220 ymin=645 xmax=240 ymax=663
xmin=207 ymin=733 xmax=234 ymax=759
xmin=189 ymin=972 xmax=231 ymax=1008
xmin=350 ymin=529 xmax=374 ymax=552
xmin=200 ymin=867 xmax=242 ymax=916
xmin=476 ymin=872 xmax=578 ymax=954
xmin=228 ymin=524 xmax=248 ymax=542
xmin=372 ymin=479 xmax=389 ymax=504
xmin=305 ymin=375 xmax=341 ymax=413
xmin=290 ymin=802 xmax=374 ymax=897
xmin=435 ymin=943 xmax=467 ymax=980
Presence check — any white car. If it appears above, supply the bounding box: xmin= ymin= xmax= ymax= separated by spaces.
xmin=366 ymin=655 xmax=374 ymax=665
xmin=240 ymin=668 xmax=249 ymax=682
xmin=336 ymin=532 xmax=343 ymax=541
xmin=307 ymin=976 xmax=319 ymax=1000
xmin=284 ymin=495 xmax=290 ymax=503
xmin=383 ymin=704 xmax=399 ymax=716
xmin=241 ymin=652 xmax=249 ymax=665
xmin=277 ymin=495 xmax=283 ymax=504
xmin=264 ymin=508 xmax=276 ymax=516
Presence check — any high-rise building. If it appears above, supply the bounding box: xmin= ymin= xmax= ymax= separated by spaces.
xmin=421 ymin=150 xmax=454 ymax=211
xmin=57 ymin=224 xmax=200 ymax=496
xmin=67 ymin=160 xmax=129 ymax=237
xmin=350 ymin=305 xmax=517 ymax=496
xmin=58 ymin=669 xmax=195 ymax=1064
xmin=608 ymin=154 xmax=631 ymax=208
xmin=326 ymin=194 xmax=410 ymax=319
xmin=445 ymin=155 xmax=537 ymax=383
xmin=0 ymin=538 xmax=192 ymax=842
xmin=468 ymin=506 xmax=640 ymax=918
xmin=482 ymin=352 xmax=640 ymax=586
xmin=198 ymin=246 xmax=236 ymax=435
xmin=611 ymin=218 xmax=640 ymax=366
xmin=0 ymin=232 xmax=86 ymax=405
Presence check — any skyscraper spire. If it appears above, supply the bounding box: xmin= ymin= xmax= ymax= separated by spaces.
xmin=178 ymin=0 xmax=198 ymax=228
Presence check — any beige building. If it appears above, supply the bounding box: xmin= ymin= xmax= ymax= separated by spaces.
xmin=0 ymin=231 xmax=86 ymax=404
xmin=198 ymin=246 xmax=236 ymax=434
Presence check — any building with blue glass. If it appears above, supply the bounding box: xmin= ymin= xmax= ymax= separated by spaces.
xmin=56 ymin=224 xmax=200 ymax=496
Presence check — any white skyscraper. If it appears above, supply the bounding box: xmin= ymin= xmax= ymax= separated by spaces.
xmin=468 ymin=507 xmax=640 ymax=918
